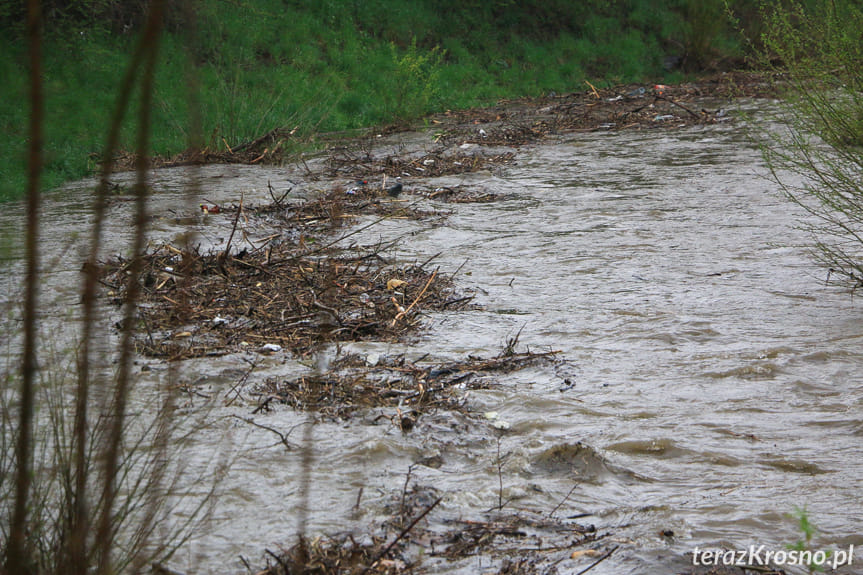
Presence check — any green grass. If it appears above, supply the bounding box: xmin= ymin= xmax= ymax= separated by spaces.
xmin=0 ymin=0 xmax=762 ymax=202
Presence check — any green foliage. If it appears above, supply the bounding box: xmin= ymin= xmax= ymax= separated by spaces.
xmin=685 ymin=0 xmax=728 ymax=68
xmin=755 ymin=0 xmax=863 ymax=286
xmin=0 ymin=0 xmax=761 ymax=201
xmin=786 ymin=507 xmax=830 ymax=573
xmin=0 ymin=38 xmax=27 ymax=202
xmin=386 ymin=38 xmax=445 ymax=121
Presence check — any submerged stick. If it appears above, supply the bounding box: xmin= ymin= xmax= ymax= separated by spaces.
xmin=418 ymin=251 xmax=442 ymax=269
xmin=230 ymin=415 xmax=293 ymax=451
xmin=361 ymin=497 xmax=442 ymax=575
xmin=575 ymin=545 xmax=618 ymax=575
xmin=654 ymin=94 xmax=701 ymax=119
xmin=222 ymin=191 xmax=244 ymax=261
xmin=548 ymin=482 xmax=580 ymax=518
xmin=391 ymin=269 xmax=438 ymax=326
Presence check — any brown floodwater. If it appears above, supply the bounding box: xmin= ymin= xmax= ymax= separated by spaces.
xmin=2 ymin=100 xmax=862 ymax=574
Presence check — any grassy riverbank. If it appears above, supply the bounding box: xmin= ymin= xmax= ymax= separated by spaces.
xmin=0 ymin=0 xmax=763 ymax=201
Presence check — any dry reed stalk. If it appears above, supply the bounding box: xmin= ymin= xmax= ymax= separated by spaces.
xmin=94 ymin=3 xmax=166 ymax=574
xmin=7 ymin=1 xmax=43 ymax=573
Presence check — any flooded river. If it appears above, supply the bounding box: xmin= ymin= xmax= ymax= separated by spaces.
xmin=2 ymin=101 xmax=862 ymax=573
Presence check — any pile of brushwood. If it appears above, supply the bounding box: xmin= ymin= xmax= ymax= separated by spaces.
xmin=427 ymin=74 xmax=763 ymax=150
xmin=101 ymin=176 xmax=603 ymax=573
xmin=146 ymin=71 xmax=777 ymax=171
xmin=100 ymin=186 xmax=475 ymax=360
xmin=254 ymin=483 xmax=615 ymax=575
xmin=255 ymin=349 xmax=561 ymax=423
xmin=99 ymin=104 xmax=546 ymax=361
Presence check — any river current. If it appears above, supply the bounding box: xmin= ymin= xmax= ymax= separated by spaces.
xmin=2 ymin=101 xmax=861 ymax=574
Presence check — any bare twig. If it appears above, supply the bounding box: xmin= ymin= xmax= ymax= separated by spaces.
xmin=264 ymin=548 xmax=290 ymax=574
xmin=361 ymin=497 xmax=442 ymax=575
xmin=502 ymin=323 xmax=526 ymax=356
xmin=72 ymin=5 xmax=155 ymax=572
xmin=655 ymin=94 xmax=701 ymax=119
xmin=295 ymin=415 xmax=315 ymax=543
xmin=451 ymin=257 xmax=469 ymax=279
xmin=418 ymin=251 xmax=442 ymax=269
xmin=548 ymin=482 xmax=579 ymax=518
xmin=230 ymin=415 xmax=294 ymax=451
xmin=222 ymin=191 xmax=244 ymax=260
xmin=95 ymin=4 xmax=166 ymax=573
xmin=224 ymin=357 xmax=259 ymax=407
xmin=268 ymin=180 xmax=292 ymax=206
xmin=441 ymin=295 xmax=474 ymax=308
xmin=575 ymin=545 xmax=619 ymax=575
xmin=400 ymin=464 xmax=416 ymax=515
xmin=496 ymin=436 xmax=505 ymax=510
xmin=391 ymin=269 xmax=438 ymax=326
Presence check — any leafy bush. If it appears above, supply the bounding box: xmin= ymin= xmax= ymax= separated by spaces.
xmin=386 ymin=38 xmax=445 ymax=122
xmin=756 ymin=0 xmax=863 ymax=286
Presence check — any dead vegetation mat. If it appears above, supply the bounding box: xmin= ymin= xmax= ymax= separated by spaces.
xmin=431 ymin=71 xmax=779 ymax=146
xmin=233 ymin=185 xmax=449 ymax=233
xmin=99 ymin=172 xmax=483 ymax=359
xmin=324 ymin=146 xmax=517 ymax=181
xmin=111 ymin=72 xmax=778 ymax=174
xmin=255 ymin=349 xmax=561 ymax=422
xmin=255 ymin=483 xmax=610 ymax=575
xmin=100 ymin=242 xmax=471 ymax=360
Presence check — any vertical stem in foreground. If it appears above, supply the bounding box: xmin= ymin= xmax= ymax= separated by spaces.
xmin=6 ymin=0 xmax=42 ymax=573
xmin=70 ymin=16 xmax=153 ymax=575
xmin=94 ymin=2 xmax=165 ymax=573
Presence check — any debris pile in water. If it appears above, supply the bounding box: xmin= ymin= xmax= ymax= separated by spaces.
xmin=255 ymin=349 xmax=561 ymax=422
xmin=255 ymin=483 xmax=612 ymax=575
xmin=108 ymin=71 xmax=778 ymax=175
xmin=325 ymin=145 xmax=518 ymax=180
xmin=237 ymin=184 xmax=448 ymax=230
xmin=100 ymin=242 xmax=471 ymax=360
xmin=98 ymin=166 xmax=493 ymax=360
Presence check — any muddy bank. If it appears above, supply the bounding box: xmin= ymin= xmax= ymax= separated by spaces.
xmin=129 ymin=71 xmax=774 ymax=171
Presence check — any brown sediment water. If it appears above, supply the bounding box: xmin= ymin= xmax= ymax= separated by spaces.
xmin=2 ymin=98 xmax=862 ymax=574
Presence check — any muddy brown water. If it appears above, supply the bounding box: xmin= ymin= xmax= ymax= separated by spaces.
xmin=2 ymin=100 xmax=862 ymax=574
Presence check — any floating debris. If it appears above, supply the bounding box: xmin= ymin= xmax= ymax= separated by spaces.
xmin=100 ymin=244 xmax=472 ymax=359
xmin=255 ymin=482 xmax=605 ymax=575
xmin=255 ymin=349 xmax=561 ymax=421
xmin=99 ymin=183 xmax=473 ymax=360
xmin=325 ymin=147 xmax=517 ymax=180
